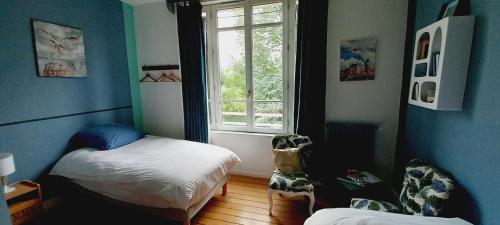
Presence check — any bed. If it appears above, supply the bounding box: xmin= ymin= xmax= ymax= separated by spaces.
xmin=304 ymin=208 xmax=473 ymax=225
xmin=50 ymin=135 xmax=241 ymax=225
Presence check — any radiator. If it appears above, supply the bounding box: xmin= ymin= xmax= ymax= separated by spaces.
xmin=323 ymin=122 xmax=377 ymax=173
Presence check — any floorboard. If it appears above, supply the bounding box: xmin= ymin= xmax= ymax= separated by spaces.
xmin=196 ymin=176 xmax=312 ymax=224
xmin=40 ymin=175 xmax=324 ymax=225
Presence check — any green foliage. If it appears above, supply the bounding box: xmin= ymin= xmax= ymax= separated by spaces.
xmin=217 ymin=4 xmax=284 ymax=125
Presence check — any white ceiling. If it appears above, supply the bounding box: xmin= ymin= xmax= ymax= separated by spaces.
xmin=121 ymin=0 xmax=234 ymax=6
xmin=120 ymin=0 xmax=164 ymax=6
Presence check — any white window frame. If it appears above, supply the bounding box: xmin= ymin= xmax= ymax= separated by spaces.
xmin=203 ymin=0 xmax=296 ymax=134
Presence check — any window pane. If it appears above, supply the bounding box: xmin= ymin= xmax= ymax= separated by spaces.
xmin=252 ymin=26 xmax=283 ymax=101
xmin=217 ymin=8 xmax=244 ymax=28
xmin=254 ymin=101 xmax=282 ymax=128
xmin=253 ymin=25 xmax=283 ymax=129
xmin=218 ymin=30 xmax=247 ymax=125
xmin=252 ymin=3 xmax=282 ymax=25
xmin=222 ymin=101 xmax=247 ymax=126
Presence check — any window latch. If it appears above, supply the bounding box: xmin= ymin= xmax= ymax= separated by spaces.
xmin=247 ymin=89 xmax=253 ymax=98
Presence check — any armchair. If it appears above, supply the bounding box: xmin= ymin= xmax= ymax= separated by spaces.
xmin=268 ymin=134 xmax=315 ymax=216
xmin=350 ymin=159 xmax=455 ymax=217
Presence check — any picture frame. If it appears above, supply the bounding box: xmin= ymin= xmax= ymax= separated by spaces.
xmin=437 ymin=0 xmax=470 ymax=21
xmin=339 ymin=38 xmax=377 ymax=82
xmin=32 ymin=19 xmax=87 ymax=78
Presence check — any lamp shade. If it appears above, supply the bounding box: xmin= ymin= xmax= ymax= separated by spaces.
xmin=0 ymin=153 xmax=15 ymax=176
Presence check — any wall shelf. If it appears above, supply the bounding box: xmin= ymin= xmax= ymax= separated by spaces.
xmin=408 ymin=16 xmax=475 ymax=111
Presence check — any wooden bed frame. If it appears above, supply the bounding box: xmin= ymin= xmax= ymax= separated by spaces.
xmin=64 ymin=175 xmax=229 ymax=225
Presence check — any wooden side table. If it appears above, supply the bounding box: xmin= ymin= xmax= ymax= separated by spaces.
xmin=5 ymin=181 xmax=44 ymax=225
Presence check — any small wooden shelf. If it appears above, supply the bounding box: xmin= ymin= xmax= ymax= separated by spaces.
xmin=416 ymin=32 xmax=430 ymax=60
xmin=5 ymin=180 xmax=44 ymax=225
xmin=408 ymin=16 xmax=475 ymax=111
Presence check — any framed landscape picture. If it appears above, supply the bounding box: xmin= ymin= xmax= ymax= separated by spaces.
xmin=32 ymin=20 xmax=87 ymax=78
xmin=340 ymin=38 xmax=376 ymax=81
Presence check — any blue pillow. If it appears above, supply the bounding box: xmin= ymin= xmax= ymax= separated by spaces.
xmin=71 ymin=124 xmax=145 ymax=150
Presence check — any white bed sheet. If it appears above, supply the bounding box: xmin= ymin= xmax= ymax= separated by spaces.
xmin=304 ymin=208 xmax=473 ymax=225
xmin=50 ymin=135 xmax=240 ymax=210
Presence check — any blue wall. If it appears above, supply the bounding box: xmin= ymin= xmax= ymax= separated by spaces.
xmin=0 ymin=189 xmax=11 ymax=225
xmin=403 ymin=0 xmax=500 ymax=224
xmin=0 ymin=0 xmax=133 ymax=183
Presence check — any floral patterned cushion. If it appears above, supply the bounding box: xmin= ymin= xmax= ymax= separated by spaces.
xmin=350 ymin=198 xmax=401 ymax=213
xmin=268 ymin=173 xmax=314 ymax=193
xmin=399 ymin=159 xmax=454 ymax=216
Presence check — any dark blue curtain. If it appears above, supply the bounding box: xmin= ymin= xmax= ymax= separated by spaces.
xmin=294 ymin=0 xmax=329 ymax=178
xmin=294 ymin=0 xmax=329 ymax=146
xmin=176 ymin=2 xmax=209 ymax=143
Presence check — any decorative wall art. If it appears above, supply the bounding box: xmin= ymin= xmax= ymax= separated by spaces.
xmin=32 ymin=20 xmax=87 ymax=78
xmin=340 ymin=38 xmax=377 ymax=81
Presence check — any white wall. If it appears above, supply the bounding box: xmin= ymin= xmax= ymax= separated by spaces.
xmin=326 ymin=0 xmax=408 ymax=179
xmin=132 ymin=0 xmax=408 ymax=179
xmin=210 ymin=132 xmax=275 ymax=178
xmin=134 ymin=2 xmax=185 ymax=139
xmin=133 ymin=2 xmax=274 ymax=177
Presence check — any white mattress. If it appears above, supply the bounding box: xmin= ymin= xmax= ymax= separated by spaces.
xmin=50 ymin=135 xmax=240 ymax=210
xmin=305 ymin=208 xmax=473 ymax=225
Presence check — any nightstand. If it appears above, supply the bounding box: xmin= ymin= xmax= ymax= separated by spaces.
xmin=5 ymin=181 xmax=44 ymax=225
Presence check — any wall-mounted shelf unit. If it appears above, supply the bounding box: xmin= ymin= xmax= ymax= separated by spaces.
xmin=408 ymin=16 xmax=474 ymax=111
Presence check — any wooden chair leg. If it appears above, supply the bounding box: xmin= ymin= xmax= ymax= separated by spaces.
xmin=182 ymin=212 xmax=190 ymax=225
xmin=268 ymin=189 xmax=273 ymax=216
xmin=308 ymin=193 xmax=315 ymax=216
xmin=222 ymin=183 xmax=228 ymax=195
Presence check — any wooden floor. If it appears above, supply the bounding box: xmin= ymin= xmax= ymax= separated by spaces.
xmin=190 ymin=175 xmax=315 ymax=225
xmin=41 ymin=175 xmax=331 ymax=225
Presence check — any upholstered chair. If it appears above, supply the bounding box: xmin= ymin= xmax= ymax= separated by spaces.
xmin=350 ymin=159 xmax=455 ymax=217
xmin=268 ymin=135 xmax=315 ymax=216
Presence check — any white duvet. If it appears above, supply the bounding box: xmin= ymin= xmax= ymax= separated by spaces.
xmin=305 ymin=208 xmax=473 ymax=225
xmin=50 ymin=135 xmax=240 ymax=210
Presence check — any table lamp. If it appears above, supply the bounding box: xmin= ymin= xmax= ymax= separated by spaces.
xmin=0 ymin=153 xmax=16 ymax=193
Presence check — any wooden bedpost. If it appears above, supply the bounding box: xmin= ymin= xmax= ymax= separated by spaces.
xmin=222 ymin=182 xmax=228 ymax=195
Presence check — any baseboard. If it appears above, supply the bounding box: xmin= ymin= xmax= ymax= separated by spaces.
xmin=230 ymin=170 xmax=272 ymax=179
xmin=43 ymin=196 xmax=65 ymax=210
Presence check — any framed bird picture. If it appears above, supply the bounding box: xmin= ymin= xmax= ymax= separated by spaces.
xmin=32 ymin=19 xmax=87 ymax=78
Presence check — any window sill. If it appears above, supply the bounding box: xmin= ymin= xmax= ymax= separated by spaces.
xmin=210 ymin=130 xmax=280 ymax=137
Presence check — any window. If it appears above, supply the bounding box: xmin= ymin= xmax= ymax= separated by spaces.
xmin=204 ymin=0 xmax=296 ymax=133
